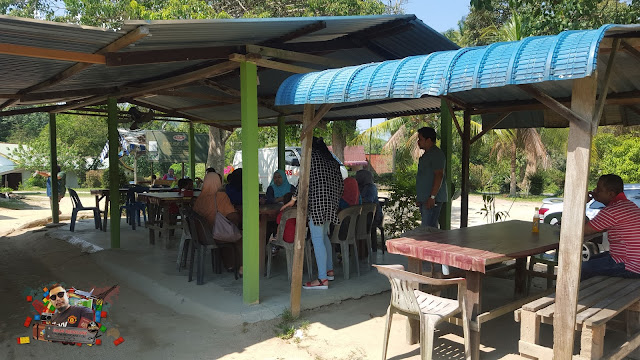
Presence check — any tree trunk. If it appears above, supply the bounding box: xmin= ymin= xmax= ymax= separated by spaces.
xmin=510 ymin=142 xmax=517 ymax=197
xmin=207 ymin=126 xmax=227 ymax=173
xmin=332 ymin=126 xmax=346 ymax=162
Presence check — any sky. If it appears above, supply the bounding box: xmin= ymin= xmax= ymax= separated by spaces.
xmin=356 ymin=1 xmax=471 ymax=133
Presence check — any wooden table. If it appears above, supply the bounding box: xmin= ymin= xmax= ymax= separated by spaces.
xmin=386 ymin=220 xmax=560 ymax=360
xmin=90 ymin=187 xmax=175 ymax=231
xmin=137 ymin=192 xmax=199 ymax=249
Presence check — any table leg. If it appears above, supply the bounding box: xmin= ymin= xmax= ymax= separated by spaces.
xmin=466 ymin=271 xmax=482 ymax=360
xmin=162 ymin=206 xmax=171 ymax=249
xmin=514 ymin=257 xmax=527 ymax=298
xmin=259 ymin=216 xmax=267 ymax=276
xmin=148 ymin=203 xmax=156 ymax=245
xmin=406 ymin=257 xmax=422 ymax=345
xmin=98 ymin=194 xmax=109 ymax=231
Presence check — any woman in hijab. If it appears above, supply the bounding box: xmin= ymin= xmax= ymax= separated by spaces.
xmin=339 ymin=177 xmax=361 ymax=210
xmin=355 ymin=169 xmax=382 ymax=253
xmin=193 ymin=172 xmax=242 ymax=271
xmin=225 ymin=168 xmax=243 ymax=206
xmin=281 ymin=137 xmax=343 ymax=289
xmin=266 ymin=169 xmax=296 ymax=204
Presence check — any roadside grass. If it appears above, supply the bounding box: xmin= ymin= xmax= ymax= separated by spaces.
xmin=0 ymin=198 xmax=31 ymax=210
xmin=274 ymin=309 xmax=310 ymax=342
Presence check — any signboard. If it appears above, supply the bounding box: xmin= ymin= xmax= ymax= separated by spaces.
xmin=34 ymin=324 xmax=97 ymax=344
xmin=145 ymin=131 xmax=209 ymax=163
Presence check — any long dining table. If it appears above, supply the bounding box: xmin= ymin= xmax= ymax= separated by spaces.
xmin=385 ymin=220 xmax=561 ymax=360
xmin=137 ymin=191 xmax=199 ymax=249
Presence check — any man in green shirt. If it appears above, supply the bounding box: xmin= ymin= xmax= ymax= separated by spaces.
xmin=415 ymin=127 xmax=447 ymax=228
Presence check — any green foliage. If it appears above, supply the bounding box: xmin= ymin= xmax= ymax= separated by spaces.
xmin=379 ymin=165 xmax=421 ymax=238
xmin=102 ymin=166 xmax=129 ymax=189
xmin=0 ymin=186 xmax=13 ymax=193
xmin=593 ymin=134 xmax=640 ymax=183
xmin=527 ymin=170 xmax=545 ymax=195
xmin=85 ymin=170 xmax=103 ymax=188
xmin=477 ymin=194 xmax=511 ymax=223
xmin=19 ymin=175 xmax=46 ymax=190
xmin=274 ymin=308 xmax=305 ymax=340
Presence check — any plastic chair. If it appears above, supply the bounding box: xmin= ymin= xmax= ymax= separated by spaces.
xmin=183 ymin=208 xmax=238 ymax=284
xmin=68 ymin=188 xmax=102 ymax=232
xmin=176 ymin=205 xmax=192 ymax=272
xmin=356 ymin=202 xmax=378 ymax=267
xmin=526 ymin=213 xmax=561 ymax=294
xmin=120 ymin=186 xmax=148 ymax=230
xmin=330 ymin=205 xmax=362 ymax=280
xmin=374 ymin=264 xmax=470 ymax=360
xmin=266 ymin=208 xmax=315 ymax=281
xmin=378 ymin=197 xmax=387 ymax=254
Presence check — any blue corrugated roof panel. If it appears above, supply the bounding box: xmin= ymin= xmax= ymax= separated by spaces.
xmin=275 ymin=25 xmax=625 ymax=106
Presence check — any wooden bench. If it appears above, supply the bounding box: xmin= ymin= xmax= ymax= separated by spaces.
xmin=514 ymin=276 xmax=640 ymax=360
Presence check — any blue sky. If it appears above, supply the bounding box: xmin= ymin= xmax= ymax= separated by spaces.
xmin=356 ymin=1 xmax=470 ymax=132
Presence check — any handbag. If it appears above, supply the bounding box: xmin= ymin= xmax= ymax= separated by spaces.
xmin=212 ymin=195 xmax=242 ymax=242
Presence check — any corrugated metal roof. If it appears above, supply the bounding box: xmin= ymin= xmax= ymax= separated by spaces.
xmin=0 ymin=14 xmax=458 ymax=127
xmin=275 ymin=24 xmax=640 ymax=128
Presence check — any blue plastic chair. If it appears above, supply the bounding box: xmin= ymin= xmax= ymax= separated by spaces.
xmin=120 ymin=186 xmax=148 ymax=230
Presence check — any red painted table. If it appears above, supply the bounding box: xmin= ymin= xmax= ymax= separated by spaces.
xmin=386 ymin=220 xmax=560 ymax=359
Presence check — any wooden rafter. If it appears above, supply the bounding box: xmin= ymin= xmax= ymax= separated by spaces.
xmin=230 ymin=53 xmax=318 ymax=74
xmin=0 ymin=26 xmax=149 ymax=110
xmin=105 ymin=45 xmax=243 ymax=66
xmin=52 ymin=61 xmax=240 ymax=113
xmin=151 ymin=90 xmax=238 ymax=104
xmin=592 ymin=38 xmax=620 ymax=133
xmin=518 ymin=84 xmax=591 ymax=127
xmin=174 ymin=102 xmax=230 ymax=111
xmin=299 ymin=103 xmax=333 ymax=141
xmin=125 ymin=98 xmax=233 ymax=131
xmin=202 ymin=79 xmax=282 ymax=114
xmin=470 ymin=112 xmax=512 ymax=144
xmin=620 ymin=40 xmax=640 ymax=63
xmin=0 ymin=43 xmax=105 ymax=64
xmin=245 ymin=44 xmax=351 ymax=68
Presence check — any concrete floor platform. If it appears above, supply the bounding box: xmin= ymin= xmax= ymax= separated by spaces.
xmin=48 ymin=218 xmax=408 ymax=326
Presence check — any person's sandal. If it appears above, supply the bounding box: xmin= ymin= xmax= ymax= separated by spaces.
xmin=302 ymin=279 xmax=328 ymax=290
xmin=327 ymin=270 xmax=335 ymax=281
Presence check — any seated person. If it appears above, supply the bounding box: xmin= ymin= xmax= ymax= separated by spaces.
xmin=271 ymin=193 xmax=297 ymax=254
xmin=162 ymin=168 xmax=176 ymax=181
xmin=339 ymin=177 xmax=361 ymax=210
xmin=356 ymin=169 xmax=383 ymax=252
xmin=194 ymin=172 xmax=242 ymax=273
xmin=194 ymin=177 xmax=203 ymax=189
xmin=151 ymin=174 xmax=158 ymax=187
xmin=225 ymin=168 xmax=243 ymax=206
xmin=266 ymin=170 xmax=296 ymax=204
xmin=582 ymin=174 xmax=640 ymax=280
xmin=205 ymin=167 xmax=216 ymax=174
xmin=49 ymin=284 xmax=94 ymax=328
xmin=177 ymin=178 xmax=193 ymax=190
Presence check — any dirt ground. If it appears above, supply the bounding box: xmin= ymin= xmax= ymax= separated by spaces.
xmin=0 ymin=192 xmax=540 ymax=360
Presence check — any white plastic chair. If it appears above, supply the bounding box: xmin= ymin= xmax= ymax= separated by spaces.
xmin=356 ymin=202 xmax=378 ymax=267
xmin=373 ymin=264 xmax=471 ymax=360
xmin=330 ymin=205 xmax=362 ymax=280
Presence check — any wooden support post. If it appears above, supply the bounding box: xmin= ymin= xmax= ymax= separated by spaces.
xmin=553 ymin=75 xmax=597 ymax=360
xmin=460 ymin=111 xmax=471 ymax=228
xmin=107 ymin=97 xmax=120 ymax=248
xmin=291 ymin=104 xmax=314 ymax=317
xmin=188 ymin=123 xmax=196 ymax=179
xmin=240 ymin=61 xmax=260 ymax=304
xmin=277 ymin=115 xmax=286 ymax=171
xmin=49 ymin=113 xmax=59 ymax=224
xmin=439 ymin=99 xmax=452 ymax=230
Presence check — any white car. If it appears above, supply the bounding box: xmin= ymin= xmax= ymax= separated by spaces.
xmin=539 ymin=184 xmax=640 ymax=261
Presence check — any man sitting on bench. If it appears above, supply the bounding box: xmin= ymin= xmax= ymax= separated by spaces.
xmin=582 ymin=174 xmax=640 ymax=280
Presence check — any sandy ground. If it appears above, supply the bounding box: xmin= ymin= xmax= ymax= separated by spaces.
xmin=0 ymin=192 xmax=542 ymax=360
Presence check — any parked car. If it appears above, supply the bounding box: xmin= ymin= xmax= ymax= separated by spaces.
xmin=233 ymin=147 xmax=348 ymax=192
xmin=539 ymin=184 xmax=640 ymax=261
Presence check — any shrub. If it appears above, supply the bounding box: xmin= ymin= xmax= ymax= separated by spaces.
xmin=381 ymin=165 xmax=421 ymax=238
xmin=527 ymin=170 xmax=545 ymax=195
xmin=19 ymin=175 xmax=46 ymax=189
xmin=102 ymin=166 xmax=129 ymax=189
xmin=85 ymin=170 xmax=103 ymax=188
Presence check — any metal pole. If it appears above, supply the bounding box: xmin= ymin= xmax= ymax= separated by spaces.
xmin=49 ymin=113 xmax=59 ymax=224
xmin=107 ymin=97 xmax=120 ymax=248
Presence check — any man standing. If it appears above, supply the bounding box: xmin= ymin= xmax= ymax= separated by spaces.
xmin=35 ymin=166 xmax=66 ymax=215
xmin=581 ymin=174 xmax=640 ymax=280
xmin=416 ymin=127 xmax=448 ymax=228
xmin=49 ymin=284 xmax=94 ymax=328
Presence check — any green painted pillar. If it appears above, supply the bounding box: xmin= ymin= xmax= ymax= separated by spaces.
xmin=439 ymin=99 xmax=452 ymax=230
xmin=107 ymin=98 xmax=120 ymax=248
xmin=49 ymin=113 xmax=59 ymax=224
xmin=277 ymin=115 xmax=286 ymax=171
xmin=240 ymin=61 xmax=259 ymax=304
xmin=188 ymin=123 xmax=196 ymax=179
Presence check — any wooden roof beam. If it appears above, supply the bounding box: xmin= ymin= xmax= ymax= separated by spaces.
xmin=470 ymin=112 xmax=512 ymax=144
xmin=245 ymin=44 xmax=351 ymax=68
xmin=620 ymin=40 xmax=640 ymax=63
xmin=125 ymin=98 xmax=234 ymax=131
xmin=105 ymin=45 xmax=243 ymax=66
xmin=443 ymin=100 xmax=463 ymax=138
xmin=517 ymin=84 xmax=591 ymax=127
xmin=230 ymin=53 xmax=318 ymax=74
xmin=0 ymin=26 xmax=149 ymax=110
xmin=52 ymin=61 xmax=240 ymax=113
xmin=0 ymin=43 xmax=105 ymax=64
xmin=202 ymin=79 xmax=283 ymax=114
xmin=151 ymin=90 xmax=239 ymax=104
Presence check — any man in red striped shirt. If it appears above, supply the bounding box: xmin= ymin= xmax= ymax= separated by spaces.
xmin=582 ymin=174 xmax=640 ymax=280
